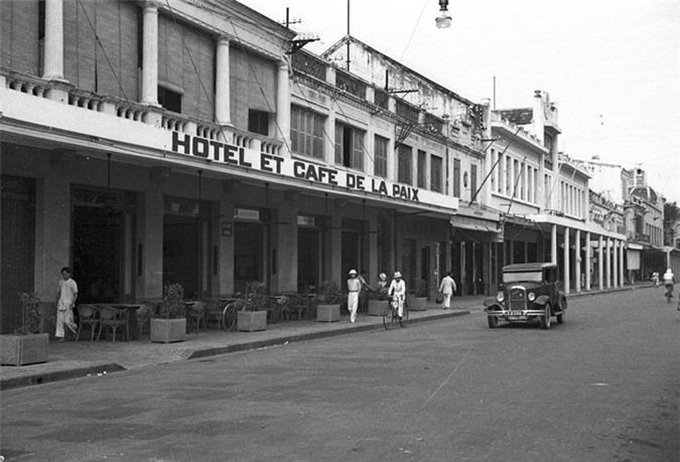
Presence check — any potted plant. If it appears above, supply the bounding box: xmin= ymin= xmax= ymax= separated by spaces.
xmin=237 ymin=281 xmax=268 ymax=332
xmin=1 ymin=293 xmax=49 ymax=366
xmin=367 ymin=284 xmax=389 ymax=316
xmin=150 ymin=283 xmax=187 ymax=343
xmin=316 ymin=280 xmax=341 ymax=322
xmin=410 ymin=278 xmax=428 ymax=311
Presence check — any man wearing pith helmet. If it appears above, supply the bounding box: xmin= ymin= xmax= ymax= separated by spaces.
xmin=347 ymin=269 xmax=361 ymax=323
xmin=388 ymin=270 xmax=407 ymax=319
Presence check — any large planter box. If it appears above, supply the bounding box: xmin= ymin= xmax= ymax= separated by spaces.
xmin=409 ymin=297 xmax=428 ymax=311
xmin=1 ymin=333 xmax=49 ymax=366
xmin=316 ymin=304 xmax=340 ymax=322
xmin=150 ymin=318 xmax=186 ymax=343
xmin=368 ymin=300 xmax=387 ymax=316
xmin=237 ymin=311 xmax=267 ymax=332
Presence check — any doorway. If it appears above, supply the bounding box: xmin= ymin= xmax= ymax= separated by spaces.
xmin=1 ymin=175 xmax=35 ymax=333
xmin=234 ymin=222 xmax=264 ymax=295
xmin=298 ymin=227 xmax=319 ymax=292
xmin=341 ymin=231 xmax=359 ymax=276
xmin=163 ymin=215 xmax=199 ymax=298
xmin=73 ymin=206 xmax=122 ymax=304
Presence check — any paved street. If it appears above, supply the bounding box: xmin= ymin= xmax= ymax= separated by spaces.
xmin=1 ymin=288 xmax=678 ymax=462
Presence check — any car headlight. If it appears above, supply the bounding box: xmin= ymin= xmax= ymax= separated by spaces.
xmin=527 ymin=292 xmax=536 ymax=301
xmin=496 ymin=292 xmax=504 ymax=302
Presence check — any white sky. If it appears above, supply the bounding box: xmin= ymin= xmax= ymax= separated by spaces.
xmin=240 ymin=0 xmax=680 ymax=204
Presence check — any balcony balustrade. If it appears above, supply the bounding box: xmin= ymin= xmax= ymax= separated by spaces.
xmin=3 ymin=71 xmax=282 ymax=156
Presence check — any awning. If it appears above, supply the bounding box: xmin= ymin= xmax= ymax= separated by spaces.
xmin=450 ymin=216 xmax=503 ymax=243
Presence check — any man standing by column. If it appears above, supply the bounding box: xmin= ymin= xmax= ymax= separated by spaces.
xmin=438 ymin=271 xmax=457 ymax=310
xmin=347 ymin=269 xmax=361 ymax=323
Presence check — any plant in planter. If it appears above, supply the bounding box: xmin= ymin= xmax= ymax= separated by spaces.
xmin=1 ymin=292 xmax=49 ymax=366
xmin=237 ymin=281 xmax=268 ymax=332
xmin=316 ymin=280 xmax=342 ymax=322
xmin=410 ymin=278 xmax=429 ymax=311
xmin=367 ymin=287 xmax=389 ymax=316
xmin=150 ymin=283 xmax=187 ymax=343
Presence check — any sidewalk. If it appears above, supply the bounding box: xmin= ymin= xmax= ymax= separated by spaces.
xmin=1 ymin=296 xmax=484 ymax=391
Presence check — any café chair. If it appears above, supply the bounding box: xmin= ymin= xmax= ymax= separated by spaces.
xmin=203 ymin=299 xmax=223 ymax=330
xmin=97 ymin=306 xmax=129 ymax=342
xmin=75 ymin=304 xmax=100 ymax=341
xmin=186 ymin=301 xmax=206 ymax=331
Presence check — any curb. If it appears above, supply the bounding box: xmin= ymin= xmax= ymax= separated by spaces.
xmin=566 ymin=284 xmax=653 ymax=300
xmin=2 ymin=310 xmax=471 ymax=390
xmin=188 ymin=310 xmax=470 ymax=360
xmin=0 ymin=363 xmax=125 ymax=391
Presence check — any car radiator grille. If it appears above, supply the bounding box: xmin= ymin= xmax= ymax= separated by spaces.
xmin=508 ymin=287 xmax=527 ymax=310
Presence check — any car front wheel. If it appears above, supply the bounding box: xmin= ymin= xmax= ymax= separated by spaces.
xmin=539 ymin=303 xmax=552 ymax=330
xmin=556 ymin=298 xmax=567 ymax=324
xmin=487 ymin=314 xmax=499 ymax=329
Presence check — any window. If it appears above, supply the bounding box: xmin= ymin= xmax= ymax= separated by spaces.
xmin=398 ymin=145 xmax=413 ymax=185
xmin=374 ymin=135 xmax=388 ymax=178
xmin=490 ymin=149 xmax=496 ymax=192
xmin=291 ymin=106 xmax=324 ymax=159
xmin=158 ymin=85 xmax=182 ymax=113
xmin=513 ymin=159 xmax=519 ymax=198
xmin=335 ymin=122 xmax=364 ymax=170
xmin=505 ymin=157 xmax=512 ymax=196
xmin=527 ymin=166 xmax=533 ymax=203
xmin=470 ymin=165 xmax=478 ymax=201
xmin=453 ymin=158 xmax=461 ymax=197
xmin=417 ymin=150 xmax=427 ymax=188
xmin=248 ymin=110 xmax=269 ymax=136
xmin=430 ymin=155 xmax=443 ymax=192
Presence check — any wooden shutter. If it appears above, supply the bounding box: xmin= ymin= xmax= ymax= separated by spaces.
xmin=0 ymin=0 xmax=40 ymax=75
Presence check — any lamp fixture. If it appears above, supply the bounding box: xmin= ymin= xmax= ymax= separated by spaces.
xmin=436 ymin=0 xmax=452 ymax=29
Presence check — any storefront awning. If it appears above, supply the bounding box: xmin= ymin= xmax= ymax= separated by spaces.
xmin=450 ymin=215 xmax=503 ymax=242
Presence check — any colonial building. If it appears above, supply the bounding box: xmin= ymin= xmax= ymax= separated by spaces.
xmin=321 ymin=35 xmax=499 ymax=296
xmin=487 ymin=92 xmax=627 ymax=294
xmin=1 ymin=0 xmax=477 ymax=331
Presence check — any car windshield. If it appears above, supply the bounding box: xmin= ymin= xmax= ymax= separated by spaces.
xmin=503 ymin=271 xmax=542 ymax=283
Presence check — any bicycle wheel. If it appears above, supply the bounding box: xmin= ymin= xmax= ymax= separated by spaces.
xmin=382 ymin=302 xmax=392 ymax=329
xmin=222 ymin=302 xmax=237 ymax=330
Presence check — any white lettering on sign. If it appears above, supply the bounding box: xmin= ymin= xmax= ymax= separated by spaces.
xmin=170 ymin=131 xmax=457 ymax=210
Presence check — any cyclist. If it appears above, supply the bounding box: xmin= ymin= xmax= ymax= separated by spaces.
xmin=663 ymin=268 xmax=675 ymax=299
xmin=387 ymin=270 xmax=406 ymax=320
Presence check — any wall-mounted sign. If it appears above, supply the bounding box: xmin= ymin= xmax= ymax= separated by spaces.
xmin=234 ymin=208 xmax=260 ymax=221
xmin=169 ymin=132 xmax=458 ymax=211
xmin=297 ymin=215 xmax=316 ymax=227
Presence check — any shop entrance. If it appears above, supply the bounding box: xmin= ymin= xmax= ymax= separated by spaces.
xmin=298 ymin=227 xmax=319 ymax=292
xmin=1 ymin=175 xmax=35 ymax=333
xmin=342 ymin=231 xmax=360 ymax=276
xmin=234 ymin=222 xmax=264 ymax=295
xmin=163 ymin=215 xmax=199 ymax=298
xmin=73 ymin=206 xmax=123 ymax=304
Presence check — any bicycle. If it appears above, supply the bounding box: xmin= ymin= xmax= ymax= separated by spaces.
xmin=664 ymin=284 xmax=674 ymax=304
xmin=383 ymin=295 xmax=409 ymax=329
xmin=221 ymin=300 xmax=240 ymax=330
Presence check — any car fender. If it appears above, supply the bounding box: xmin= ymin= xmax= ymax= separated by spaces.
xmin=483 ymin=297 xmax=500 ymax=309
xmin=534 ymin=295 xmax=550 ymax=306
xmin=557 ymin=293 xmax=567 ymax=311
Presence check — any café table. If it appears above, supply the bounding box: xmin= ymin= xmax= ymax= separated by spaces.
xmin=96 ymin=303 xmax=142 ymax=340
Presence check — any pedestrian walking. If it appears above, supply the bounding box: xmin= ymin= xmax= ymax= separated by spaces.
xmin=347 ymin=269 xmax=361 ymax=323
xmin=438 ymin=271 xmax=457 ymax=310
xmin=56 ymin=266 xmax=78 ymax=341
xmin=387 ymin=270 xmax=407 ymax=319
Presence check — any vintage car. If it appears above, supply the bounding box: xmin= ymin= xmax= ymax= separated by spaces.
xmin=484 ymin=262 xmax=567 ymax=329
